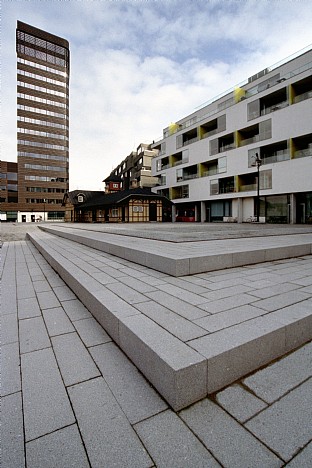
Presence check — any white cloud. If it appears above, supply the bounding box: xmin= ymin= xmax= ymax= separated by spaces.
xmin=1 ymin=0 xmax=312 ymax=190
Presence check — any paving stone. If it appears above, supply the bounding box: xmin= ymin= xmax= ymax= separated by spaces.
xmin=90 ymin=342 xmax=167 ymax=424
xmin=106 ymin=281 xmax=149 ymax=304
xmin=246 ymin=378 xmax=312 ymax=462
xmin=198 ymin=293 xmax=258 ymax=314
xmin=73 ymin=317 xmax=111 ymax=347
xmin=16 ymin=282 xmax=36 ymax=299
xmin=248 ymin=282 xmax=302 ymax=299
xmin=194 ymin=304 xmax=266 ymax=332
xmin=61 ymin=298 xmax=92 ymax=321
xmin=216 ymin=384 xmax=268 ymax=423
xmin=254 ymin=290 xmax=311 ymax=312
xmin=33 ymin=279 xmax=52 ymax=292
xmin=1 ymin=341 xmax=21 ymax=396
xmin=52 ymin=332 xmax=100 ymax=386
xmin=19 ymin=316 xmax=51 ymax=354
xmin=134 ymin=409 xmax=220 ymax=467
xmin=155 ymin=283 xmax=208 ymax=305
xmin=0 ymin=286 xmax=18 ymax=315
xmin=285 ymin=441 xmax=312 ymax=467
xmin=68 ymin=377 xmax=152 ymax=467
xmin=21 ymin=347 xmax=75 ymax=441
xmin=43 ymin=306 xmax=75 ymax=336
xmin=36 ymin=290 xmax=61 ymax=309
xmin=53 ymin=284 xmax=77 ymax=302
xmin=1 ymin=313 xmax=18 ymax=344
xmin=146 ymin=290 xmax=207 ymax=320
xmin=180 ymin=398 xmax=282 ymax=467
xmin=118 ymin=274 xmax=157 ymax=293
xmin=119 ymin=313 xmax=207 ymax=411
xmin=26 ymin=424 xmax=90 ymax=468
xmin=269 ymin=300 xmax=312 ymax=351
xmin=189 ymin=316 xmax=285 ymax=393
xmin=135 ymin=300 xmax=207 ymax=341
xmin=200 ymin=284 xmax=253 ymax=301
xmin=1 ymin=392 xmax=25 ymax=468
xmin=17 ymin=296 xmax=41 ymax=319
xmin=243 ymin=341 xmax=312 ymax=403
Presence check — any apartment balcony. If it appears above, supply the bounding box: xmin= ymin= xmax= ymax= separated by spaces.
xmin=294 ymin=91 xmax=312 ymax=103
xmin=260 ymin=101 xmax=288 ymax=115
xmin=294 ymin=147 xmax=312 ymax=158
xmin=239 ymin=183 xmax=257 ymax=192
xmin=262 ymin=150 xmax=289 ymax=165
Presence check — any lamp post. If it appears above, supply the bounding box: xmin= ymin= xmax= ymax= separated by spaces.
xmin=253 ymin=153 xmax=262 ymax=222
xmin=43 ymin=199 xmax=46 ymax=222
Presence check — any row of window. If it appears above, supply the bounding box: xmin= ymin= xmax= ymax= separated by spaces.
xmin=17 ymin=81 xmax=67 ymax=98
xmin=17 ymin=31 xmax=68 ymax=57
xmin=18 ymin=104 xmax=67 ymax=119
xmin=18 ymin=128 xmax=68 ymax=141
xmin=17 ymin=58 xmax=68 ymax=78
xmin=17 ymin=93 xmax=67 ymax=109
xmin=0 ymin=184 xmax=18 ymax=192
xmin=26 ymin=187 xmax=67 ymax=193
xmin=26 ymin=199 xmax=63 ymax=204
xmin=24 ymin=163 xmax=67 ymax=172
xmin=17 ymin=42 xmax=67 ymax=68
xmin=18 ymin=116 xmax=68 ymax=130
xmin=18 ymin=151 xmax=68 ymax=162
xmin=18 ymin=140 xmax=68 ymax=151
xmin=17 ymin=69 xmax=68 ymax=88
xmin=25 ymin=176 xmax=68 ymax=182
xmin=0 ymin=172 xmax=18 ymax=180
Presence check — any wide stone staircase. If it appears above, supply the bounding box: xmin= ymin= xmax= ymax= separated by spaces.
xmin=27 ymin=225 xmax=312 ymax=410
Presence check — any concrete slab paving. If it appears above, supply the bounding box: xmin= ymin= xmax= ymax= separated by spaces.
xmin=1 ymin=223 xmax=312 ymax=467
xmin=27 ymin=227 xmax=312 ymax=407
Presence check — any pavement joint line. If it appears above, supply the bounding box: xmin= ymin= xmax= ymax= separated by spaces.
xmin=2 ymin=224 xmax=312 ymax=467
xmin=25 ymin=229 xmax=310 ymax=409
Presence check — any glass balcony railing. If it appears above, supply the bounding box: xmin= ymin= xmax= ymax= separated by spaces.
xmin=239 ymin=184 xmax=257 ymax=192
xmin=262 ymin=151 xmax=289 ymax=164
xmin=293 ymin=148 xmax=312 ymax=158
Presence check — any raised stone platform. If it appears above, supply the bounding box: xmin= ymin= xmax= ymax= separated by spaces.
xmin=26 ymin=225 xmax=312 ymax=410
xmin=38 ymin=223 xmax=312 ymax=276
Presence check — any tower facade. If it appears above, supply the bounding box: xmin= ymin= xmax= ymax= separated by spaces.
xmin=16 ymin=21 xmax=70 ymax=220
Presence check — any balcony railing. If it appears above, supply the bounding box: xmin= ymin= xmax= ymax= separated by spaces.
xmin=260 ymin=101 xmax=288 ymax=115
xmin=239 ymin=135 xmax=260 ymax=147
xmin=293 ymin=148 xmax=312 ymax=158
xmin=183 ymin=173 xmax=198 ymax=181
xmin=239 ymin=184 xmax=257 ymax=192
xmin=293 ymin=91 xmax=312 ymax=103
xmin=183 ymin=136 xmax=199 ymax=146
xmin=262 ymin=151 xmax=289 ymax=164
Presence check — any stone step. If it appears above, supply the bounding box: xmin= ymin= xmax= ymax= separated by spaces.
xmin=27 ymin=229 xmax=312 ymax=410
xmin=38 ymin=225 xmax=312 ymax=277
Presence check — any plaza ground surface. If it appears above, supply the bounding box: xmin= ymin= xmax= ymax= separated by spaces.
xmin=1 ymin=222 xmax=311 ymax=467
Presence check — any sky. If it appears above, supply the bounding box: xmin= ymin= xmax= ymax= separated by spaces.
xmin=1 ymin=0 xmax=312 ymax=191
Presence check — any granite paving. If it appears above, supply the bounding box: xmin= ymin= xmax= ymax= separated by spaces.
xmin=1 ymin=224 xmax=312 ymax=467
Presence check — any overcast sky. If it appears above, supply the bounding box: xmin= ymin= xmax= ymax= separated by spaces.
xmin=1 ymin=0 xmax=312 ymax=190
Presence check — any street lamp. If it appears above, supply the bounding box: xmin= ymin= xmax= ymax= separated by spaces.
xmin=252 ymin=153 xmax=262 ymax=222
xmin=43 ymin=198 xmax=46 ymax=222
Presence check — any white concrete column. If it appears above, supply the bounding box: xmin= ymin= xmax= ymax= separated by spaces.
xmin=172 ymin=204 xmax=177 ymax=222
xmin=236 ymin=198 xmax=243 ymax=224
xmin=289 ymin=194 xmax=296 ymax=224
xmin=201 ymin=201 xmax=206 ymax=223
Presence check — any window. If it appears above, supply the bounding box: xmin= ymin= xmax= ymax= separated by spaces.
xmin=176 ymin=168 xmax=183 ymax=182
xmin=77 ymin=195 xmax=84 ymax=203
xmin=113 ymin=183 xmax=119 ymax=188
xmin=111 ymin=208 xmax=118 ymax=217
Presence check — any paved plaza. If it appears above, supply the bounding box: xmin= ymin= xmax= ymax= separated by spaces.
xmin=1 ymin=222 xmax=312 ymax=467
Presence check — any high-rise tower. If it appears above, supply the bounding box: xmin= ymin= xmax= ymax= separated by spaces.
xmin=16 ymin=21 xmax=69 ymax=220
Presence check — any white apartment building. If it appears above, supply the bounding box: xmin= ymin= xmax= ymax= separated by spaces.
xmin=152 ymin=48 xmax=312 ymax=224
